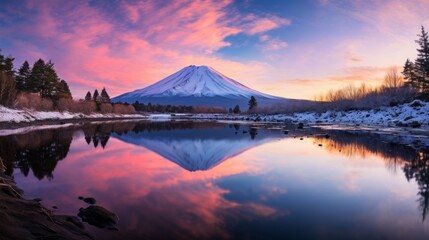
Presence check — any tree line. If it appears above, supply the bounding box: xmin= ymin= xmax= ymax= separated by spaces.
xmin=0 ymin=50 xmax=135 ymax=114
xmin=403 ymin=26 xmax=429 ymax=99
xmin=227 ymin=96 xmax=258 ymax=114
xmin=0 ymin=53 xmax=72 ymax=107
xmin=85 ymin=88 xmax=111 ymax=103
xmin=313 ymin=25 xmax=429 ymax=111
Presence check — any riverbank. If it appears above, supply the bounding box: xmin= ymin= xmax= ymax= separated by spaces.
xmin=0 ymin=165 xmax=93 ymax=240
xmin=188 ymin=100 xmax=429 ymax=128
xmin=0 ymin=105 xmax=149 ymax=131
xmin=1 ymin=100 xmax=429 ymax=137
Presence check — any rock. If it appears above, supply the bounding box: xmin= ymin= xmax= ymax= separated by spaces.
xmin=318 ymin=144 xmax=323 ymax=147
xmin=242 ymin=131 xmax=247 ymax=134
xmin=78 ymin=205 xmax=118 ymax=230
xmin=297 ymin=123 xmax=304 ymax=129
xmin=283 ymin=130 xmax=289 ymax=134
xmin=324 ymin=134 xmax=329 ymax=139
xmin=410 ymin=121 xmax=421 ymax=128
xmin=410 ymin=100 xmax=424 ymax=107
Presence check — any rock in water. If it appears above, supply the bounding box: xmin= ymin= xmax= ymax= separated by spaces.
xmin=78 ymin=205 xmax=118 ymax=230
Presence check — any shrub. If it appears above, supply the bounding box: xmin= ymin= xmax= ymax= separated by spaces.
xmin=112 ymin=103 xmax=136 ymax=114
xmin=99 ymin=103 xmax=113 ymax=114
xmin=81 ymin=101 xmax=97 ymax=114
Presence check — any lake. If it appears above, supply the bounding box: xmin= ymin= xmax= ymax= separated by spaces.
xmin=1 ymin=121 xmax=428 ymax=240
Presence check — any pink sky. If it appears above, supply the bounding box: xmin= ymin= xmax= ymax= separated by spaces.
xmin=1 ymin=0 xmax=429 ymax=99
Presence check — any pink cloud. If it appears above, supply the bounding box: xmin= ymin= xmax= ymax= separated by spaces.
xmin=1 ymin=0 xmax=291 ymax=99
xmin=244 ymin=16 xmax=291 ymax=35
xmin=262 ymin=38 xmax=289 ymax=51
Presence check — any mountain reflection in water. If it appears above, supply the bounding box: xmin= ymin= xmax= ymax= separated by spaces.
xmin=0 ymin=121 xmax=428 ymax=239
xmin=112 ymin=122 xmax=285 ymax=171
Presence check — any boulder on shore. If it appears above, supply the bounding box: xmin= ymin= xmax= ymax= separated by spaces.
xmin=78 ymin=205 xmax=119 ymax=230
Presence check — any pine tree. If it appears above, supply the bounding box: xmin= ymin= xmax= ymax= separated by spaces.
xmin=403 ymin=58 xmax=417 ymax=88
xmin=85 ymin=91 xmax=92 ymax=101
xmin=100 ymin=87 xmax=111 ymax=103
xmin=415 ymin=26 xmax=429 ymax=96
xmin=27 ymin=59 xmax=45 ymax=93
xmin=16 ymin=61 xmax=31 ymax=91
xmin=58 ymin=80 xmax=72 ymax=99
xmin=233 ymin=105 xmax=241 ymax=114
xmin=41 ymin=60 xmax=61 ymax=99
xmin=0 ymin=50 xmax=14 ymax=73
xmin=93 ymin=89 xmax=99 ymax=102
xmin=248 ymin=96 xmax=257 ymax=111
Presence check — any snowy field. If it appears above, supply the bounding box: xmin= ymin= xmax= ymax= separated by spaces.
xmin=188 ymin=100 xmax=429 ymax=128
xmin=0 ymin=106 xmax=146 ymax=123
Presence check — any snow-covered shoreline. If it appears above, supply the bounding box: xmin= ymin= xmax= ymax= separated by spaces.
xmin=0 ymin=106 xmax=147 ymax=123
xmin=185 ymin=100 xmax=429 ymax=128
xmin=1 ymin=100 xmax=428 ymax=130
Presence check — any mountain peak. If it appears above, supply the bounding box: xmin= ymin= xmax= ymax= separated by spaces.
xmin=112 ymin=65 xmax=287 ymax=107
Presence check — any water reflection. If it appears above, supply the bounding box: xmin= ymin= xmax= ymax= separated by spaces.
xmin=0 ymin=128 xmax=73 ymax=179
xmin=404 ymin=149 xmax=429 ymax=221
xmin=112 ymin=122 xmax=285 ymax=171
xmin=311 ymin=131 xmax=429 ymax=222
xmin=0 ymin=122 xmax=429 ymax=239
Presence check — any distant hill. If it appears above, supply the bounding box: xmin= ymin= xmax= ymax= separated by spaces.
xmin=112 ymin=65 xmax=305 ymax=109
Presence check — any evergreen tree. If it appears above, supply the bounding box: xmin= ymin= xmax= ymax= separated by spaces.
xmin=100 ymin=87 xmax=111 ymax=103
xmin=228 ymin=107 xmax=233 ymax=114
xmin=0 ymin=50 xmax=14 ymax=73
xmin=85 ymin=91 xmax=92 ymax=101
xmin=58 ymin=80 xmax=72 ymax=99
xmin=27 ymin=59 xmax=45 ymax=93
xmin=402 ymin=58 xmax=417 ymax=88
xmin=415 ymin=26 xmax=429 ymax=95
xmin=233 ymin=105 xmax=241 ymax=114
xmin=16 ymin=61 xmax=31 ymax=91
xmin=41 ymin=60 xmax=61 ymax=99
xmin=248 ymin=96 xmax=257 ymax=111
xmin=93 ymin=89 xmax=99 ymax=101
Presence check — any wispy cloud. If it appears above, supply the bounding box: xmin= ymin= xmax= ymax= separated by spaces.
xmin=0 ymin=0 xmax=291 ymax=98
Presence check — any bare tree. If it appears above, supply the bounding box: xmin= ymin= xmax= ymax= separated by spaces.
xmin=382 ymin=67 xmax=404 ymax=90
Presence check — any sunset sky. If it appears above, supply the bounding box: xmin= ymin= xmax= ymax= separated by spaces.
xmin=1 ymin=0 xmax=429 ymax=100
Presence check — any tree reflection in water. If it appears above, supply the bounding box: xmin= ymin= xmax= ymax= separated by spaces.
xmin=0 ymin=122 xmax=428 ymax=222
xmin=404 ymin=149 xmax=429 ymax=221
xmin=0 ymin=128 xmax=73 ymax=180
xmin=312 ymin=130 xmax=429 ymax=222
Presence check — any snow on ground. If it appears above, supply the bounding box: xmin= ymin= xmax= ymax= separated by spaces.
xmin=1 ymin=100 xmax=428 ymax=128
xmin=0 ymin=106 xmax=146 ymax=123
xmin=186 ymin=100 xmax=429 ymax=128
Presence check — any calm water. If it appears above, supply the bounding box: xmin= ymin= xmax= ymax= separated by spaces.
xmin=1 ymin=121 xmax=429 ymax=240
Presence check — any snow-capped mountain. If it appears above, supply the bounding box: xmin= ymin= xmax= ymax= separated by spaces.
xmin=112 ymin=65 xmax=291 ymax=108
xmin=111 ymin=123 xmax=285 ymax=171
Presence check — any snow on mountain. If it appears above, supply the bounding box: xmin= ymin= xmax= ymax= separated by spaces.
xmin=112 ymin=125 xmax=285 ymax=171
xmin=112 ymin=65 xmax=289 ymax=108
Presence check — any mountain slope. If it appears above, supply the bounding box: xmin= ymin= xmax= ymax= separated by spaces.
xmin=112 ymin=65 xmax=292 ymax=108
xmin=111 ymin=124 xmax=285 ymax=171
